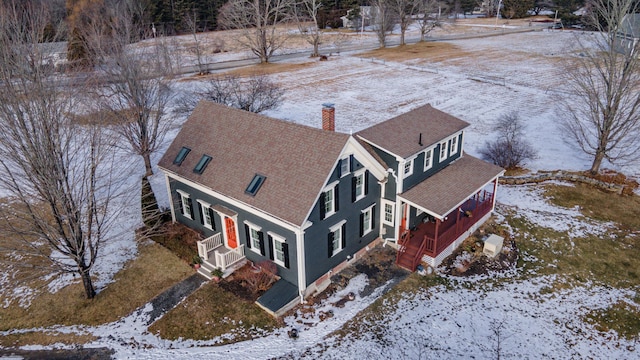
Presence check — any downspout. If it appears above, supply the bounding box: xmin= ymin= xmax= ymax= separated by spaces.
xmin=296 ymin=226 xmax=307 ymax=303
xmin=165 ymin=173 xmax=176 ymax=223
xmin=384 ymin=168 xmax=400 ymax=247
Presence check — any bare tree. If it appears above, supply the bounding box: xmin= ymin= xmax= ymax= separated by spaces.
xmin=293 ymin=0 xmax=323 ymax=57
xmin=480 ymin=112 xmax=537 ymax=170
xmin=219 ymin=0 xmax=294 ymax=63
xmin=82 ymin=1 xmax=175 ymax=179
xmin=0 ymin=0 xmax=120 ymax=299
xmin=184 ymin=7 xmax=207 ymax=75
xmin=391 ymin=0 xmax=419 ymax=46
xmin=415 ymin=0 xmax=443 ymax=41
xmin=371 ymin=0 xmax=395 ymax=48
xmin=563 ymin=0 xmax=640 ymax=174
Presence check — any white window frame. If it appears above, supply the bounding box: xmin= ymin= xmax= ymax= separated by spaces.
xmin=268 ymin=232 xmax=286 ymax=267
xmin=330 ymin=220 xmax=346 ymax=257
xmin=439 ymin=140 xmax=448 ymax=161
xmin=354 ymin=169 xmax=366 ymax=202
xmin=450 ymin=135 xmax=459 ymax=155
xmin=323 ymin=180 xmax=338 ymax=217
xmin=423 ymin=148 xmax=434 ymax=171
xmin=403 ymin=158 xmax=414 ymax=176
xmin=176 ymin=189 xmax=192 ymax=219
xmin=245 ymin=221 xmax=262 ymax=255
xmin=197 ymin=200 xmax=213 ymax=229
xmin=340 ymin=156 xmax=350 ymax=177
xmin=361 ymin=204 xmax=375 ymax=236
xmin=382 ymin=200 xmax=395 ymax=226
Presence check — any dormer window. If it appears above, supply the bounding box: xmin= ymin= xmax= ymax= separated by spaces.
xmin=193 ymin=155 xmax=212 ymax=174
xmin=245 ymin=174 xmax=266 ymax=196
xmin=403 ymin=158 xmax=414 ymax=176
xmin=439 ymin=140 xmax=448 ymax=161
xmin=450 ymin=135 xmax=459 ymax=155
xmin=173 ymin=147 xmax=191 ymax=165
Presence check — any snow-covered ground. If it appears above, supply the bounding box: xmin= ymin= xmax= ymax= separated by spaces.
xmin=4 ymin=29 xmax=640 ymax=359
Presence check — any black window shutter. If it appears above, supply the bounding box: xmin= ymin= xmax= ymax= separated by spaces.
xmin=359 ymin=213 xmax=364 ymax=237
xmin=327 ymin=231 xmax=334 ymax=258
xmin=349 ymin=155 xmax=354 ymax=171
xmin=267 ymin=235 xmax=274 ymax=260
xmin=334 ymin=184 xmax=340 ymax=212
xmin=198 ymin=202 xmax=204 ymax=225
xmin=244 ymin=224 xmax=251 ymax=249
xmin=341 ymin=223 xmax=346 ymax=249
xmin=337 ymin=159 xmax=342 ymax=177
xmin=208 ymin=208 xmax=216 ymax=230
xmin=364 ymin=171 xmax=369 ymax=196
xmin=371 ymin=205 xmax=376 ymax=229
xmin=351 ymin=176 xmax=357 ymax=202
xmin=258 ymin=231 xmax=265 ymax=256
xmin=319 ymin=192 xmax=326 ymax=220
xmin=187 ymin=198 xmax=194 ymax=218
xmin=282 ymin=243 xmax=290 ymax=269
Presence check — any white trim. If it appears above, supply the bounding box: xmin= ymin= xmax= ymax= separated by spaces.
xmin=439 ymin=140 xmax=448 ymax=162
xmin=361 ymin=204 xmax=375 ymax=236
xmin=243 ymin=220 xmax=262 ymax=231
xmin=322 ymin=185 xmax=337 ymax=218
xmin=165 ymin=173 xmax=176 ymax=223
xmin=219 ymin=213 xmax=239 ymax=249
xmin=244 ymin=221 xmax=263 ymax=255
xmin=340 ymin=156 xmax=351 ymax=177
xmin=450 ymin=135 xmax=459 ymax=155
xmin=176 ymin=189 xmax=190 ymax=197
xmin=382 ymin=200 xmax=395 ymax=226
xmin=268 ymin=232 xmax=287 ymax=267
xmin=160 ymin=170 xmax=300 ymax=232
xmin=423 ymin=147 xmax=434 ymax=171
xmin=403 ymin=158 xmax=414 ymax=177
xmin=353 ymin=168 xmax=366 ymax=202
xmin=197 ymin=199 xmax=213 ymax=229
xmin=295 ymin=228 xmax=306 ymax=298
xmin=176 ymin=190 xmax=192 ymax=219
xmin=330 ymin=219 xmax=347 ymax=232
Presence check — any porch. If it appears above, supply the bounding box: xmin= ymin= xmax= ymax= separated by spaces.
xmin=196 ymin=233 xmax=246 ymax=279
xmin=396 ymin=190 xmax=494 ymax=271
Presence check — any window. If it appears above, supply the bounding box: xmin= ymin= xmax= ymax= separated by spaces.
xmin=340 ymin=156 xmax=350 ymax=177
xmin=352 ymin=170 xmax=368 ymax=202
xmin=173 ymin=147 xmax=191 ymax=165
xmin=403 ymin=158 xmax=413 ymax=176
xmin=328 ymin=220 xmax=347 ymax=257
xmin=193 ymin=155 xmax=212 ymax=174
xmin=439 ymin=141 xmax=448 ymax=161
xmin=245 ymin=174 xmax=266 ymax=196
xmin=197 ymin=200 xmax=215 ymax=230
xmin=176 ymin=190 xmax=193 ymax=219
xmin=424 ymin=148 xmax=433 ymax=171
xmin=320 ymin=181 xmax=339 ymax=219
xmin=450 ymin=135 xmax=459 ymax=155
xmin=244 ymin=222 xmax=265 ymax=255
xmin=383 ymin=201 xmax=395 ymax=226
xmin=268 ymin=232 xmax=289 ymax=268
xmin=360 ymin=204 xmax=375 ymax=237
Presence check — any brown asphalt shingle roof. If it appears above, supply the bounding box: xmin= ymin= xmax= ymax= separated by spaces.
xmin=355 ymin=104 xmax=469 ymax=159
xmin=158 ymin=101 xmax=350 ymax=227
xmin=399 ymin=154 xmax=504 ymax=218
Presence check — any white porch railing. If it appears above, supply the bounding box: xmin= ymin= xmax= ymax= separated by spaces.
xmin=215 ymin=244 xmax=245 ymax=270
xmin=197 ymin=233 xmax=222 ymax=261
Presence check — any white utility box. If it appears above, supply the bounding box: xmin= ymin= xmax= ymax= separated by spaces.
xmin=483 ymin=234 xmax=504 ymax=258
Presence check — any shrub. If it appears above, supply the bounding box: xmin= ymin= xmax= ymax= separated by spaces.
xmin=235 ymin=261 xmax=278 ymax=295
xmin=480 ymin=111 xmax=537 ymax=170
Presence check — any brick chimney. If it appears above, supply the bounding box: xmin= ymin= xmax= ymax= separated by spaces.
xmin=322 ymin=103 xmax=335 ymax=131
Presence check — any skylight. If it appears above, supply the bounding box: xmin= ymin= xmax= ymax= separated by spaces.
xmin=245 ymin=174 xmax=266 ymax=196
xmin=173 ymin=147 xmax=191 ymax=165
xmin=193 ymin=155 xmax=212 ymax=174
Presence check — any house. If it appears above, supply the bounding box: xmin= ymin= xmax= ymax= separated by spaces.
xmin=158 ymin=101 xmax=503 ymax=316
xmin=615 ymin=14 xmax=640 ymax=56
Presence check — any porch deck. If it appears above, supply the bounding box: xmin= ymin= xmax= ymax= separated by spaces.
xmin=397 ymin=191 xmax=494 ymax=271
xmin=196 ymin=233 xmax=246 ymax=278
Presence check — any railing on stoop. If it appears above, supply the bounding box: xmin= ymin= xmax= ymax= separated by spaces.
xmin=197 ymin=233 xmax=222 ymax=261
xmin=215 ymin=244 xmax=245 ymax=270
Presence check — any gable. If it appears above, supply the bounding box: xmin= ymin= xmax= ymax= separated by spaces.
xmin=158 ymin=101 xmax=350 ymax=227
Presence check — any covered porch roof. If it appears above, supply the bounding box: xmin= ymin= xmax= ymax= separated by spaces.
xmin=398 ymin=154 xmax=504 ymax=219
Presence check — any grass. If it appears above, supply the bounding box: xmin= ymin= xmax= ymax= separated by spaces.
xmin=0 ymin=240 xmax=193 ymax=346
xmin=149 ymin=282 xmax=281 ymax=342
xmin=150 ymin=222 xmax=200 ymax=264
xmin=584 ymin=300 xmax=640 ymax=340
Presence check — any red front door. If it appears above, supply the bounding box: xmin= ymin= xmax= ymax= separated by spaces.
xmin=225 ymin=217 xmax=237 ymax=249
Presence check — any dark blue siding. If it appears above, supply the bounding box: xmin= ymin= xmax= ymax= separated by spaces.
xmin=169 ymin=180 xmax=298 ymax=287
xmin=402 ymin=133 xmax=463 ymax=191
xmin=303 ymin=157 xmax=381 ymax=287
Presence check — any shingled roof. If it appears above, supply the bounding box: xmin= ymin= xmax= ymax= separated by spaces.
xmin=399 ymin=154 xmax=504 ymax=218
xmin=355 ymin=104 xmax=469 ymax=159
xmin=158 ymin=101 xmax=350 ymax=227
